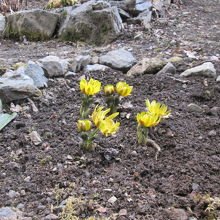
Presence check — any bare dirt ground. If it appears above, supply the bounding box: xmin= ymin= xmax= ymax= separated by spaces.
xmin=0 ymin=0 xmax=220 ymax=219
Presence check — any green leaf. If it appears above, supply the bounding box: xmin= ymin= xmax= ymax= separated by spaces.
xmin=0 ymin=113 xmax=17 ymax=131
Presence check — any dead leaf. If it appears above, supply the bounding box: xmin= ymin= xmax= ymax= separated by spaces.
xmin=96 ymin=206 xmax=107 ymax=213
xmin=119 ymin=209 xmax=127 ymax=216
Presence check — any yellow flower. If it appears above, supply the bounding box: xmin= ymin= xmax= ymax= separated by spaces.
xmin=104 ymin=85 xmax=115 ymax=95
xmin=136 ymin=112 xmax=161 ymax=127
xmin=99 ymin=119 xmax=120 ymax=136
xmin=146 ymin=99 xmax=171 ymax=118
xmin=80 ymin=78 xmax=101 ymax=95
xmin=78 ymin=120 xmax=92 ymax=132
xmin=116 ymin=82 xmax=133 ymax=97
xmin=92 ymin=106 xmax=119 ymax=128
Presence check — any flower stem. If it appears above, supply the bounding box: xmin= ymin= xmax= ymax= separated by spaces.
xmin=137 ymin=124 xmax=148 ymax=145
xmin=106 ymin=94 xmax=119 ymax=114
xmin=80 ymin=94 xmax=92 ymax=119
xmin=81 ymin=128 xmax=99 ymax=151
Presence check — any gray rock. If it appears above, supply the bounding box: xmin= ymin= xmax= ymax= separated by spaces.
xmin=8 ymin=190 xmax=20 ymax=198
xmin=16 ymin=62 xmax=48 ymax=88
xmin=69 ymin=55 xmax=91 ymax=72
xmin=189 ymin=218 xmax=198 ymax=220
xmin=38 ymin=56 xmax=69 ymax=77
xmin=84 ymin=64 xmax=109 ymax=72
xmin=127 ymin=57 xmax=167 ymax=77
xmin=58 ymin=1 xmax=123 ymax=45
xmin=8 ymin=162 xmax=21 ymax=171
xmin=0 ymin=71 xmax=42 ymax=103
xmin=165 ymin=208 xmax=188 ymax=220
xmin=110 ymin=0 xmax=152 ymax=16
xmin=65 ymin=71 xmax=76 ymax=78
xmin=118 ymin=8 xmax=131 ymax=21
xmin=210 ymin=106 xmax=220 ymax=116
xmin=127 ymin=9 xmax=152 ymax=28
xmin=16 ymin=203 xmax=25 ymax=209
xmin=216 ymin=75 xmax=220 ymax=82
xmin=99 ymin=49 xmax=136 ymax=71
xmin=180 ymin=62 xmax=216 ymax=78
xmin=30 ymin=131 xmax=42 ymax=146
xmin=135 ymin=0 xmax=152 ymax=14
xmin=0 ymin=13 xmax=5 ymax=34
xmin=208 ymin=130 xmax=217 ymax=137
xmin=43 ymin=214 xmax=59 ymax=220
xmin=92 ymin=0 xmax=111 ymax=10
xmin=0 ymin=207 xmax=18 ymax=220
xmin=192 ymin=183 xmax=199 ymax=191
xmin=4 ymin=10 xmax=59 ymax=41
xmin=157 ymin=62 xmax=176 ymax=75
xmin=187 ymin=103 xmax=204 ymax=113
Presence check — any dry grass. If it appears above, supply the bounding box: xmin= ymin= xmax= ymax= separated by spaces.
xmin=0 ymin=0 xmax=27 ymax=14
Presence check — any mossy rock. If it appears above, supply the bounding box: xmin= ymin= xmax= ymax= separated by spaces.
xmin=3 ymin=9 xmax=59 ymax=41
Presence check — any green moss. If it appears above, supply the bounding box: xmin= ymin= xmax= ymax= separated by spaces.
xmin=61 ymin=22 xmax=93 ymax=43
xmin=4 ymin=21 xmax=52 ymax=41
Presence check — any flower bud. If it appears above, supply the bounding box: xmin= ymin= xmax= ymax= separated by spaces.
xmin=116 ymin=82 xmax=133 ymax=97
xmin=78 ymin=120 xmax=92 ymax=131
xmin=104 ymin=85 xmax=115 ymax=96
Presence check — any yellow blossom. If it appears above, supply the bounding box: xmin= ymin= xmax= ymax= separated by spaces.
xmin=78 ymin=120 xmax=92 ymax=132
xmin=104 ymin=85 xmax=115 ymax=95
xmin=80 ymin=78 xmax=101 ymax=95
xmin=136 ymin=112 xmax=161 ymax=127
xmin=116 ymin=82 xmax=133 ymax=97
xmin=99 ymin=119 xmax=120 ymax=136
xmin=146 ymin=99 xmax=171 ymax=118
xmin=92 ymin=106 xmax=119 ymax=128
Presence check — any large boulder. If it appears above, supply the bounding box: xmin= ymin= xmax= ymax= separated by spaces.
xmin=58 ymin=0 xmax=124 ymax=45
xmin=0 ymin=70 xmax=42 ymax=103
xmin=4 ymin=9 xmax=59 ymax=41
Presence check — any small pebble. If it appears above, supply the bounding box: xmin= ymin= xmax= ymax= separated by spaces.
xmin=187 ymin=103 xmax=204 ymax=113
xmin=8 ymin=190 xmax=20 ymax=198
xmin=130 ymin=151 xmax=138 ymax=156
xmin=208 ymin=130 xmax=217 ymax=137
xmin=108 ymin=196 xmax=117 ymax=204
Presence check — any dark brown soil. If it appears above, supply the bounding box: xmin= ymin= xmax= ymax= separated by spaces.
xmin=0 ymin=0 xmax=220 ymax=219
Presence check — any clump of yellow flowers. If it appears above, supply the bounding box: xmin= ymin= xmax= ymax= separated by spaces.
xmin=78 ymin=106 xmax=120 ymax=150
xmin=79 ymin=78 xmax=101 ymax=118
xmin=104 ymin=81 xmax=133 ymax=113
xmin=46 ymin=0 xmax=79 ymax=8
xmin=136 ymin=99 xmax=171 ymax=145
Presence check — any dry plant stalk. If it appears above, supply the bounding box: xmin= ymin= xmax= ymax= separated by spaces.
xmin=0 ymin=0 xmax=27 ymax=14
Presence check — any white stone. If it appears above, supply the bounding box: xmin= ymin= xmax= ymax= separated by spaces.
xmin=84 ymin=64 xmax=109 ymax=72
xmin=180 ymin=62 xmax=216 ymax=78
xmin=216 ymin=75 xmax=220 ymax=82
xmin=30 ymin=131 xmax=42 ymax=146
xmin=108 ymin=196 xmax=117 ymax=204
